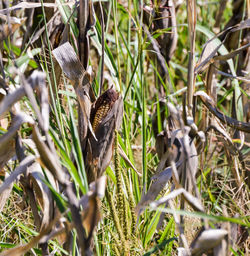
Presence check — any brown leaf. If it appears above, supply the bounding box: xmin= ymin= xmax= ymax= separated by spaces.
xmin=52 ymin=42 xmax=85 ymax=82
xmin=28 ymin=162 xmax=57 ymax=230
xmin=0 ymin=138 xmax=15 ymax=171
xmin=118 ymin=146 xmax=142 ymax=176
xmin=81 ymin=195 xmax=101 ymax=235
xmin=32 ymin=125 xmax=68 ymax=185
xmin=0 ymin=113 xmax=34 ymax=170
xmin=196 ymin=91 xmax=250 ymax=133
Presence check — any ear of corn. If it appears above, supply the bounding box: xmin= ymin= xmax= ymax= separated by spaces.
xmin=92 ymin=102 xmax=110 ymax=132
xmin=91 ymin=88 xmax=119 ymax=132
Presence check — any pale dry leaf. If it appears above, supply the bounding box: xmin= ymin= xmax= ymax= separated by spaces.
xmin=0 ymin=173 xmax=13 ymax=212
xmin=0 ymin=2 xmax=74 ymax=14
xmin=0 ymin=71 xmax=46 ymax=119
xmin=150 ymin=188 xmax=204 ymax=212
xmin=0 ymin=155 xmax=35 ymax=195
xmin=136 ymin=166 xmax=172 ymax=215
xmin=191 ymin=229 xmax=228 ymax=256
xmin=52 ymin=42 xmax=85 ymax=81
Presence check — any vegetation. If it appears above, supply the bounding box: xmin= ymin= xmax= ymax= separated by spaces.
xmin=0 ymin=0 xmax=249 ymax=255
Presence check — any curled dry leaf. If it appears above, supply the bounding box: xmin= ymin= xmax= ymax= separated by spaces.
xmin=195 ymin=39 xmax=223 ymax=74
xmin=136 ymin=142 xmax=199 ymax=215
xmin=0 ymin=155 xmax=36 ymax=195
xmin=0 ymin=113 xmax=34 ymax=170
xmin=195 ymin=91 xmax=250 ymax=133
xmin=149 ymin=188 xmax=204 ymax=212
xmin=195 ymin=42 xmax=250 ymax=75
xmin=135 ymin=166 xmax=172 ymax=215
xmin=0 ymin=173 xmax=13 ymax=212
xmin=194 ymin=17 xmax=250 ymax=94
xmin=161 ymin=127 xmax=198 ymax=184
xmin=87 ymin=175 xmax=107 ymax=199
xmin=190 ymin=229 xmax=228 ymax=256
xmin=32 ymin=125 xmax=68 ymax=185
xmin=118 ymin=146 xmax=142 ymax=176
xmin=28 ymin=162 xmax=58 ymax=231
xmin=52 ymin=42 xmax=85 ymax=82
xmin=0 ymin=71 xmax=46 ymax=119
xmin=0 ymin=2 xmax=74 ymax=15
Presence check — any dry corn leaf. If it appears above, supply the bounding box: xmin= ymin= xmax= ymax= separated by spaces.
xmin=0 ymin=138 xmax=15 ymax=171
xmin=52 ymin=42 xmax=95 ymax=151
xmin=150 ymin=188 xmax=204 ymax=212
xmin=32 ymin=125 xmax=68 ymax=185
xmin=195 ymin=91 xmax=250 ymax=133
xmin=0 ymin=113 xmax=34 ymax=170
xmin=0 ymin=71 xmax=45 ymax=119
xmin=190 ymin=229 xmax=228 ymax=256
xmin=0 ymin=2 xmax=74 ymax=15
xmin=81 ymin=195 xmax=101 ymax=235
xmin=135 ymin=166 xmax=172 ymax=215
xmin=0 ymin=155 xmax=36 ymax=195
xmin=0 ymin=173 xmax=13 ymax=212
xmin=28 ymin=162 xmax=57 ymax=230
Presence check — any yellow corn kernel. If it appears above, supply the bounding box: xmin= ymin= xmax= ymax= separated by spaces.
xmin=92 ymin=103 xmax=110 ymax=132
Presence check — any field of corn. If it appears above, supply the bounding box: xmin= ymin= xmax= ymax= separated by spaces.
xmin=0 ymin=0 xmax=249 ymax=255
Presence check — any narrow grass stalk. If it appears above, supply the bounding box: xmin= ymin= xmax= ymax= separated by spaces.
xmin=139 ymin=32 xmax=147 ymax=193
xmin=40 ymin=0 xmax=68 ymax=154
xmin=166 ymin=221 xmax=176 ymax=255
xmin=120 ymin=167 xmax=137 ymax=234
xmin=123 ymin=196 xmax=129 ymax=240
xmin=112 ymin=0 xmax=122 ymax=91
xmin=107 ymin=226 xmax=122 ymax=255
xmin=186 ymin=0 xmax=197 ymax=114
xmin=122 ymin=118 xmax=141 ymax=203
xmin=114 ymin=130 xmax=124 ymax=226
